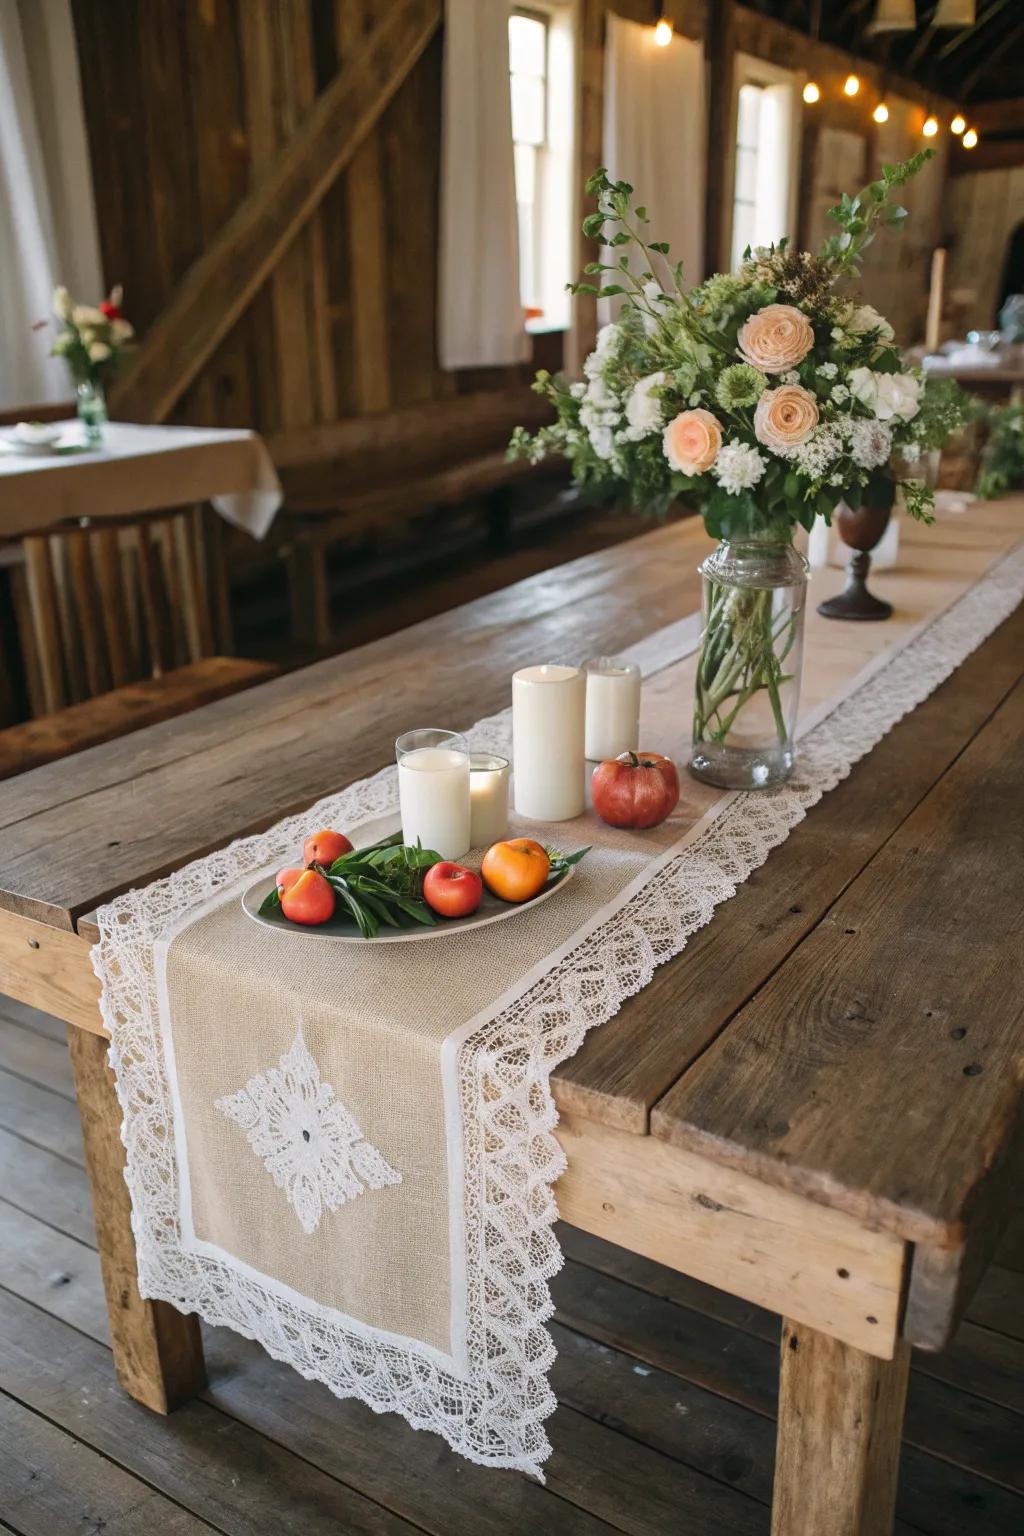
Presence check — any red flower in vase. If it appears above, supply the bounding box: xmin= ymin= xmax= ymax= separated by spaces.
xmin=99 ymin=300 xmax=122 ymax=320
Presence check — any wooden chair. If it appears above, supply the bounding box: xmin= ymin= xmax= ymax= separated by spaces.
xmin=0 ymin=509 xmax=276 ymax=779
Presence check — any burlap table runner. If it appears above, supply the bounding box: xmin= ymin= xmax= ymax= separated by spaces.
xmin=92 ymin=523 xmax=1024 ymax=1477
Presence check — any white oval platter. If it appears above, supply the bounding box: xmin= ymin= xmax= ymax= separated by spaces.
xmin=241 ymin=862 xmax=575 ymax=944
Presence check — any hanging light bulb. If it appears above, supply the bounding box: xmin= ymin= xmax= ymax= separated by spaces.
xmin=923 ymin=115 xmax=939 ymax=138
xmin=873 ymin=101 xmax=890 ymax=124
xmin=962 ymin=127 xmax=978 ymax=148
xmin=653 ymin=5 xmax=673 ymax=47
xmin=803 ymin=81 xmax=821 ymax=104
xmin=844 ymin=74 xmax=861 ymax=97
xmin=950 ymin=113 xmax=967 ymax=135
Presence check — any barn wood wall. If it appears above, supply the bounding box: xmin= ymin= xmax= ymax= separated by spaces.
xmin=71 ymin=0 xmax=957 ymax=456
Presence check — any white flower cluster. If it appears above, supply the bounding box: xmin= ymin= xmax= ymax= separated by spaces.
xmin=712 ymin=441 xmax=766 ymax=495
xmin=847 ymin=417 xmax=893 ymax=470
xmin=788 ymin=423 xmax=845 ymax=479
xmin=624 ymin=371 xmax=666 ymax=440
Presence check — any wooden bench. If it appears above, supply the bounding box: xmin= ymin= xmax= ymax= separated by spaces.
xmin=0 ymin=657 xmax=277 ymax=780
xmin=0 ymin=508 xmax=276 ymax=775
xmin=268 ymin=386 xmax=562 ymax=646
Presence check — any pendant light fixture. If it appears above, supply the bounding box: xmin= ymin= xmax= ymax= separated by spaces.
xmin=962 ymin=126 xmax=979 ymax=148
xmin=950 ymin=112 xmax=967 ymax=134
xmin=874 ymin=100 xmax=890 ymax=124
xmin=923 ymin=114 xmax=939 ymax=137
xmin=803 ymin=80 xmax=821 ymax=103
xmin=844 ymin=73 xmax=861 ymax=96
xmin=868 ymin=0 xmax=916 ymax=34
xmin=934 ymin=0 xmax=976 ymax=24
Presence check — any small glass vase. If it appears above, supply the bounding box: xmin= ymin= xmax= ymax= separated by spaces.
xmin=76 ymin=379 xmax=108 ymax=446
xmin=690 ymin=533 xmax=809 ymax=790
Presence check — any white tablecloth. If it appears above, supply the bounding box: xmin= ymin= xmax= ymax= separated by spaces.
xmin=0 ymin=422 xmax=282 ymax=540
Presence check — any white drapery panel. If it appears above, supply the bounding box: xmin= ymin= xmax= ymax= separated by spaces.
xmin=0 ymin=0 xmax=102 ymax=410
xmin=438 ymin=0 xmax=528 ymax=370
xmin=600 ymin=15 xmax=705 ymax=321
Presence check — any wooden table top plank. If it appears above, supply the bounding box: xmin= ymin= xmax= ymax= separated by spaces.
xmin=0 ymin=519 xmax=705 ymax=836
xmin=551 ymin=601 xmax=1024 ymax=1132
xmin=0 ymin=521 xmax=710 ymax=927
xmin=650 ymin=674 xmax=1024 ymax=1247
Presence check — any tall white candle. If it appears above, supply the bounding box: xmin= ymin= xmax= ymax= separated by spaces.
xmin=512 ymin=664 xmax=586 ymax=821
xmin=584 ymin=657 xmax=642 ymax=760
xmin=396 ymin=729 xmax=470 ymax=860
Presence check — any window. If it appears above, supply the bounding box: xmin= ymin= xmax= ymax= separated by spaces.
xmin=509 ymin=10 xmax=548 ymax=318
xmin=508 ymin=5 xmax=574 ymax=331
xmin=729 ymin=59 xmax=802 ymax=272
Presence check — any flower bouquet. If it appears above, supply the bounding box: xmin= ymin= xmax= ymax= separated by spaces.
xmin=511 ymin=152 xmax=946 ymax=789
xmin=48 ymin=285 xmax=134 ymax=444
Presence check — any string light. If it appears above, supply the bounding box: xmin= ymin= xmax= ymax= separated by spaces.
xmin=951 ymin=113 xmax=966 ymax=135
xmin=653 ymin=4 xmax=672 ymax=47
xmin=803 ymin=81 xmax=821 ymax=104
xmin=844 ymin=74 xmax=861 ymax=96
xmin=923 ymin=115 xmax=939 ymax=137
xmin=962 ymin=127 xmax=978 ymax=148
xmin=873 ymin=101 xmax=889 ymax=124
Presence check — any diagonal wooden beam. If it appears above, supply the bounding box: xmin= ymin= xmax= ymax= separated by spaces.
xmin=110 ymin=0 xmax=442 ymax=424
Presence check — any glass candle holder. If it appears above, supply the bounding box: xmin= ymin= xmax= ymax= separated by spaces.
xmin=469 ymin=754 xmax=510 ymax=847
xmin=395 ymin=728 xmax=470 ymax=860
xmin=584 ymin=656 xmax=642 ymax=761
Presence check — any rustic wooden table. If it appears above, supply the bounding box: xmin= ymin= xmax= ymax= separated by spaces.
xmin=1 ymin=504 xmax=1021 ymax=1536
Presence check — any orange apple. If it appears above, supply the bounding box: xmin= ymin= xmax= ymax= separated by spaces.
xmin=280 ymin=868 xmax=336 ymax=925
xmin=303 ymin=828 xmax=353 ymax=869
xmin=480 ymin=838 xmax=550 ymax=903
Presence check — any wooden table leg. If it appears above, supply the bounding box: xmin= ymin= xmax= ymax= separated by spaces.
xmin=771 ymin=1318 xmax=911 ymax=1536
xmin=68 ymin=1026 xmax=206 ymax=1412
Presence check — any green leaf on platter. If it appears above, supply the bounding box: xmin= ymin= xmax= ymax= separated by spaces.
xmin=258 ymin=885 xmax=282 ymax=916
xmin=545 ymin=845 xmax=592 ymax=881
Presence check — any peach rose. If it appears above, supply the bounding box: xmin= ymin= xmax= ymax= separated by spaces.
xmin=754 ymin=385 xmax=819 ymax=454
xmin=662 ymin=408 xmax=722 ymax=474
xmin=737 ymin=303 xmax=814 ymax=373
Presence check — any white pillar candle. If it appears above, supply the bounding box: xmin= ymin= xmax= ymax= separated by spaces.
xmin=512 ymin=664 xmax=586 ymax=821
xmin=584 ymin=657 xmax=642 ymax=761
xmin=469 ymin=754 xmax=510 ymax=847
xmin=396 ymin=729 xmax=470 ymax=860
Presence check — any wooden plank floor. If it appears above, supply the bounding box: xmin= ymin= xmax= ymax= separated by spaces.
xmin=0 ymin=998 xmax=1022 ymax=1536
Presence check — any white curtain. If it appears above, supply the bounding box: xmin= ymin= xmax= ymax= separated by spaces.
xmin=601 ymin=14 xmax=705 ymax=320
xmin=0 ymin=0 xmax=103 ymax=410
xmin=438 ymin=0 xmax=528 ymax=370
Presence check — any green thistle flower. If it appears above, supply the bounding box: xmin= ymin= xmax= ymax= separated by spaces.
xmin=716 ymin=364 xmax=767 ymax=411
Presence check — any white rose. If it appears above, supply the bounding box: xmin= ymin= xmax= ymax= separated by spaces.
xmin=848 ymin=366 xmax=878 ymax=412
xmin=875 ymin=371 xmax=920 ymax=422
xmin=88 ymin=341 xmax=112 ymax=362
xmin=73 ymin=305 xmax=105 ymax=328
xmin=111 ymin=318 xmax=134 ymax=341
xmin=848 ymin=304 xmax=895 ymax=342
xmin=52 ymin=286 xmax=72 ymax=320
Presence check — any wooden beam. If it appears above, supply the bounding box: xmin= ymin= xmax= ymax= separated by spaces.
xmin=972 ymin=96 xmax=1024 ymax=135
xmin=555 ymin=1113 xmax=906 ymax=1360
xmin=949 ymin=137 xmax=1024 ymax=174
xmin=704 ymin=0 xmax=736 ymax=278
xmin=109 ymin=0 xmax=442 ymax=424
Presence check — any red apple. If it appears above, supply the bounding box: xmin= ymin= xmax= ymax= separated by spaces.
xmin=280 ymin=868 xmax=336 ymax=925
xmin=423 ymin=861 xmax=483 ymax=919
xmin=276 ymin=866 xmax=304 ymax=895
xmin=303 ymin=828 xmax=353 ymax=869
xmin=592 ymin=750 xmax=680 ymax=829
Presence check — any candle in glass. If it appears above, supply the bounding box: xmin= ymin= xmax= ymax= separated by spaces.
xmin=469 ymin=754 xmax=510 ymax=847
xmin=395 ymin=728 xmax=470 ymax=860
xmin=512 ymin=664 xmax=586 ymax=821
xmin=584 ymin=657 xmax=642 ymax=761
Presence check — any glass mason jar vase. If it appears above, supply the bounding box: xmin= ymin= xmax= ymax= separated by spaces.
xmin=76 ymin=379 xmax=108 ymax=446
xmin=690 ymin=533 xmax=809 ymax=790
